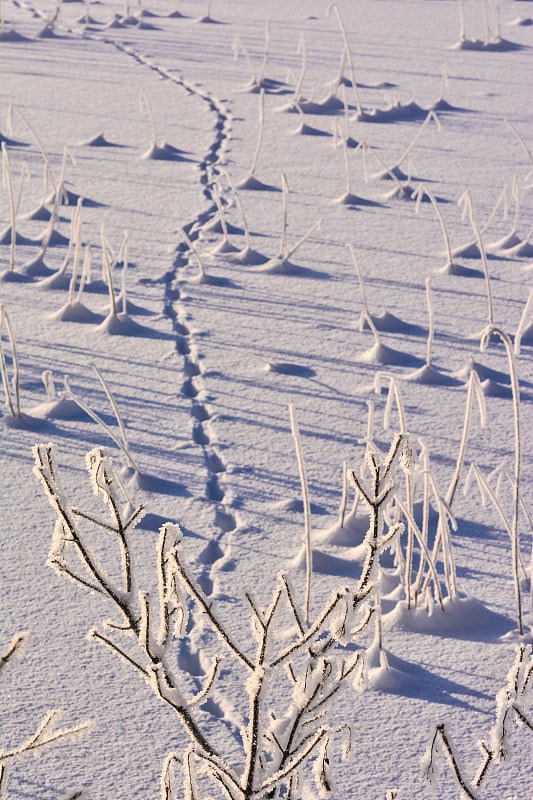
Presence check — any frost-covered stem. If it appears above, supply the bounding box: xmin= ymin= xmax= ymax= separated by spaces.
xmin=92 ymin=363 xmax=134 ymax=467
xmin=473 ymin=741 xmax=493 ymax=787
xmin=161 ymin=752 xmax=180 ymax=800
xmin=437 ymin=499 xmax=457 ymax=599
xmin=425 ymin=277 xmax=435 ymax=367
xmin=481 ymin=326 xmax=523 ymax=634
xmin=233 ymin=37 xmax=256 ymax=86
xmin=394 ymin=495 xmax=444 ymax=608
xmin=0 ymin=633 xmax=25 ymax=673
xmin=426 ymin=724 xmax=480 ymax=800
xmin=180 ymin=227 xmax=206 ymax=280
xmin=414 ymin=183 xmax=454 ymax=268
xmin=119 ymin=233 xmax=129 ymax=314
xmin=101 ymin=228 xmax=117 ymax=316
xmin=279 ymin=174 xmax=289 ymax=258
xmin=212 ymin=183 xmax=229 ymax=243
xmin=225 ymin=173 xmax=252 ymax=250
xmin=378 ymin=375 xmax=407 ymax=441
xmin=350 ymin=244 xmax=381 ymax=345
xmin=291 ymin=34 xmax=307 ymax=109
xmin=286 ymin=220 xmax=320 ymax=262
xmin=351 ymin=436 xmax=405 ymax=596
xmin=331 ymin=5 xmax=363 ymax=116
xmin=97 ymin=456 xmax=133 ymax=593
xmin=446 ymin=369 xmax=485 ymax=508
xmin=289 ymin=405 xmax=312 ymax=625
xmin=341 ymin=134 xmax=351 ymax=195
xmin=460 ymin=191 xmax=494 ymax=326
xmin=339 ymin=461 xmax=349 ymax=528
xmin=509 ymin=175 xmax=520 ymax=238
xmin=33 ymin=444 xmax=139 ymax=633
xmin=271 ymin=590 xmax=351 ymax=667
xmin=140 ymin=88 xmax=157 ymax=146
xmin=458 ymin=0 xmax=467 ymax=40
xmin=2 ymin=143 xmax=16 ymax=272
xmin=66 ymin=388 xmax=141 ymax=474
xmin=172 ymin=551 xmax=253 ymax=670
xmin=259 ymin=728 xmax=328 ymax=796
xmin=41 ymin=182 xmax=62 ymax=255
xmin=249 ymin=90 xmax=265 ymax=178
xmin=515 ymin=288 xmax=533 ymax=356
xmin=257 ymin=19 xmax=270 ymax=87
xmin=56 ymin=201 xmax=81 ymax=280
xmin=66 ymin=206 xmax=84 ymax=307
xmin=504 ymin=119 xmax=533 ymax=171
xmin=332 ymin=46 xmax=347 ymax=98
xmin=0 ymin=712 xmax=91 ymax=762
xmin=396 ymin=111 xmax=439 ymax=173
xmin=482 ymin=0 xmax=491 ymax=43
xmin=243 ymin=591 xmax=281 ymax=798
xmin=0 ymin=306 xmax=19 ymax=419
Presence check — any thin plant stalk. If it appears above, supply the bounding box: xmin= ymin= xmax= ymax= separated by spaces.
xmin=289 ymin=404 xmax=312 ymax=626
xmin=16 ymin=108 xmax=58 ymax=197
xmin=374 ymin=373 xmax=416 ymax=606
xmin=504 ymin=119 xmax=533 ymax=181
xmin=459 ymin=190 xmax=494 ymax=326
xmin=481 ymin=326 xmax=523 ymax=635
xmin=66 ymin=209 xmax=84 ymax=307
xmin=0 ymin=305 xmax=20 ymax=418
xmin=291 ymin=34 xmax=307 ymax=110
xmin=349 ymin=244 xmax=381 ymax=345
xmin=249 ymin=89 xmax=265 ymax=179
xmin=515 ymin=288 xmax=533 ymax=355
xmin=394 ymin=111 xmax=440 ymax=175
xmin=140 ymin=88 xmax=157 ymax=146
xmin=101 ymin=227 xmax=118 ymax=315
xmin=66 ymin=379 xmax=141 ymax=475
xmin=331 ymin=4 xmax=364 ymax=116
xmin=446 ymin=369 xmax=486 ymax=508
xmin=414 ymin=183 xmax=455 ymax=268
xmin=232 ymin=36 xmax=257 ymax=86
xmin=341 ymin=134 xmax=352 ymax=195
xmin=180 ymin=227 xmax=206 ymax=280
xmin=284 ymin=218 xmax=320 ymax=262
xmin=339 ymin=461 xmax=349 ymax=528
xmin=425 ymin=276 xmax=435 ymax=367
xmin=2 ymin=143 xmax=16 ymax=272
xmin=56 ymin=199 xmax=82 ymax=284
xmin=119 ymin=233 xmax=129 ymax=314
xmin=256 ymin=18 xmax=270 ymax=88
xmin=279 ymin=173 xmax=289 ymax=258
xmin=457 ymin=0 xmax=467 ymax=41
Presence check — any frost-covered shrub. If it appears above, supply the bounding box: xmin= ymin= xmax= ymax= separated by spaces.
xmin=34 ymin=442 xmax=406 ymax=799
xmin=422 ymin=644 xmax=533 ymax=798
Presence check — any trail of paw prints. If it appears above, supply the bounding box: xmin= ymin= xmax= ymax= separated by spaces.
xmin=170 ymin=239 xmax=237 ymax=599
xmin=14 ymin=0 xmax=239 ymax=598
xmin=82 ymin=32 xmax=238 ymax=596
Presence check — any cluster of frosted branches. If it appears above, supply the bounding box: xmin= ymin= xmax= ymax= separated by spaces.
xmin=32 ymin=442 xmax=414 ymax=799
xmin=422 ymin=644 xmax=533 ymax=799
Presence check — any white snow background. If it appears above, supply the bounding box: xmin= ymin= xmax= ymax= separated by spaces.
xmin=1 ymin=0 xmax=532 ymax=797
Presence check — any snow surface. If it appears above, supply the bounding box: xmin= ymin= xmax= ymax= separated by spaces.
xmin=1 ymin=0 xmax=532 ymax=798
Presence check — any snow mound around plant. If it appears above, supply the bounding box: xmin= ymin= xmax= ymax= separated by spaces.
xmin=384 ymin=596 xmax=514 ymax=639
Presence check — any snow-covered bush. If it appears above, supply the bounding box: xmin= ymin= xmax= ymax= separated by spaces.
xmin=422 ymin=643 xmax=533 ymax=798
xmin=33 ymin=442 xmax=410 ymax=798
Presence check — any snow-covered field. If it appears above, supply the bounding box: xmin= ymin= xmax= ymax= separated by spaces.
xmin=1 ymin=0 xmax=532 ymax=797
